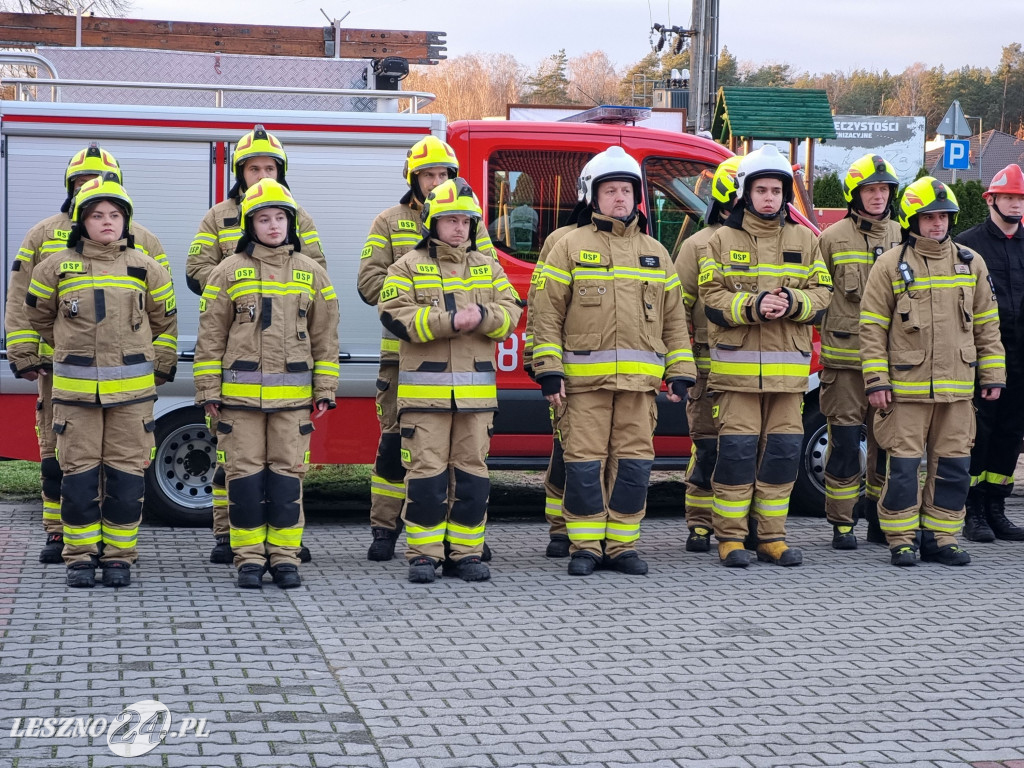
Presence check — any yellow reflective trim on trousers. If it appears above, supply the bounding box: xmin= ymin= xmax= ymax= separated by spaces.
xmin=267 ymin=526 xmax=303 ymax=547
xmin=753 ymin=497 xmax=789 ymax=516
xmin=980 ymin=471 xmax=1013 ymax=485
xmin=446 ymin=522 xmax=486 ymax=546
xmin=713 ymin=497 xmax=750 ymax=518
xmin=53 ymin=373 xmax=155 ymax=396
xmin=921 ymin=515 xmax=962 ymax=533
xmin=221 ymin=383 xmax=313 ymax=400
xmin=42 ymin=500 xmax=62 ymax=520
xmin=684 ymin=493 xmax=713 ymax=509
xmin=406 ymin=522 xmax=446 ymax=545
xmin=370 ymin=474 xmax=405 ymax=499
xmin=380 ymin=338 xmax=400 ymax=353
xmin=825 ymin=485 xmax=860 ymax=501
xmin=397 ymin=384 xmax=496 ymax=400
xmin=102 ymin=527 xmax=139 ymax=548
xmin=231 ymin=526 xmax=268 ymax=548
xmin=565 ymin=520 xmax=606 ymax=541
xmin=563 ymin=360 xmax=665 ymax=377
xmin=606 ymin=522 xmax=641 ymax=542
xmin=63 ymin=523 xmax=101 ymax=545
xmin=879 ymin=514 xmax=919 ymax=532
xmin=544 ymin=497 xmax=563 ymax=517
xmin=212 ymin=488 xmax=228 ymax=508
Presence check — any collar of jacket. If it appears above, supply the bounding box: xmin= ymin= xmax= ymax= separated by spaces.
xmin=907 ymin=233 xmax=952 ymax=259
xmin=735 ymin=208 xmax=784 ymax=237
xmin=246 ymin=242 xmax=295 ymax=264
xmin=591 ymin=212 xmax=638 ymax=237
xmin=428 ymin=239 xmax=472 ymax=262
xmin=400 ymin=189 xmax=424 ymax=211
xmin=983 ymin=215 xmax=1024 ymax=240
xmin=75 ymin=237 xmax=129 ymax=260
xmin=849 ymin=209 xmax=892 ymax=236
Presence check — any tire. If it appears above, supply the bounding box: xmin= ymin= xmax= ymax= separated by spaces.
xmin=144 ymin=407 xmax=215 ymax=526
xmin=790 ymin=395 xmax=867 ymax=517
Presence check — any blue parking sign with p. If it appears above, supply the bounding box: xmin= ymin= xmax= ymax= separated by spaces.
xmin=943 ymin=139 xmax=970 ymax=170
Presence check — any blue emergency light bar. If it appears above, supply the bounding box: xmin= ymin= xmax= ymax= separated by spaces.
xmin=559 ymin=105 xmax=652 ymax=125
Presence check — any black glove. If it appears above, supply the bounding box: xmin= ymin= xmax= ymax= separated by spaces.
xmin=668 ymin=378 xmax=693 ymax=399
xmin=539 ymin=375 xmax=564 ymax=397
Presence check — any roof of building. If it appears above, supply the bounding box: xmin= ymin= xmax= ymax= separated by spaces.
xmin=925 ymin=130 xmax=1024 ymax=186
xmin=710 ymin=87 xmax=837 ymax=143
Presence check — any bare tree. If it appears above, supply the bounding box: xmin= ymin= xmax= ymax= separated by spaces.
xmin=567 ymin=50 xmax=620 ymax=106
xmin=1 ymin=0 xmax=132 ymax=15
xmin=884 ymin=62 xmax=927 ymax=116
xmin=405 ymin=53 xmax=526 ymax=121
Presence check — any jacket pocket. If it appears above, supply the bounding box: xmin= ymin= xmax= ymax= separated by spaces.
xmin=474 ymin=360 xmax=495 ymax=372
xmin=59 ymin=293 xmax=81 ymax=320
xmin=565 ymin=332 xmax=601 ymax=352
xmin=642 ymin=281 xmax=659 ymax=322
xmin=872 ymin=406 xmax=896 ymax=451
xmin=840 ymin=265 xmax=862 ymax=299
xmin=826 ymin=315 xmax=860 ymax=340
xmin=416 ymin=360 xmax=448 ymax=372
xmin=960 ymin=346 xmax=977 ymax=368
xmin=711 ymin=324 xmax=749 ymax=350
xmin=234 ymin=295 xmax=257 ymax=324
xmin=890 ymin=348 xmax=926 ymax=371
xmin=130 ymin=291 xmax=146 ymax=332
xmin=958 ymin=287 xmax=974 ymax=331
xmin=296 ymin=294 xmax=311 ymax=340
xmin=895 ymin=293 xmax=920 ymax=333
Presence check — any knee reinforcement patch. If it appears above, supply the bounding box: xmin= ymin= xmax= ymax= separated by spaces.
xmin=61 ymin=467 xmax=101 ymax=525
xmin=450 ymin=468 xmax=489 ymax=526
xmin=374 ymin=432 xmax=406 ymax=482
xmin=689 ymin=438 xmax=718 ymax=490
xmin=883 ymin=457 xmax=922 ymax=511
xmin=266 ymin=471 xmax=302 ymax=528
xmin=608 ymin=458 xmax=653 ymax=515
xmin=213 ymin=465 xmax=226 ymax=488
xmin=228 ymin=470 xmax=267 ymax=528
xmin=101 ymin=465 xmax=144 ymax=525
xmin=825 ymin=425 xmax=862 ymax=478
xmin=933 ymin=456 xmax=971 ymax=511
xmin=714 ymin=435 xmax=758 ymax=486
xmin=41 ymin=457 xmax=62 ymax=501
xmin=547 ymin=438 xmax=566 ymax=493
xmin=757 ymin=433 xmax=803 ymax=485
xmin=564 ymin=460 xmax=604 ymax=516
xmin=404 ymin=472 xmax=448 ymax=527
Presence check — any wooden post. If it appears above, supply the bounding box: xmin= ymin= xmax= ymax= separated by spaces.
xmin=805 ymin=137 xmax=816 ymax=205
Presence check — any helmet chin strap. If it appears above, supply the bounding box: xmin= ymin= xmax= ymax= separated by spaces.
xmin=744 ymin=197 xmax=784 ymax=221
xmin=993 ymin=200 xmax=1023 ymax=225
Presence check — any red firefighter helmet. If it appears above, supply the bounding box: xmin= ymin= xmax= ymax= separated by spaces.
xmin=984 ymin=164 xmax=1024 ymax=199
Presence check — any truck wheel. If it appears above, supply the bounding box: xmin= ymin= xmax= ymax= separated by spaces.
xmin=144 ymin=407 xmax=215 ymax=526
xmin=790 ymin=397 xmax=866 ymax=517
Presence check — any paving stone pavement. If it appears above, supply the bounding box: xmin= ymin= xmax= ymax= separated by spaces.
xmin=2 ymin=498 xmax=1024 ymax=768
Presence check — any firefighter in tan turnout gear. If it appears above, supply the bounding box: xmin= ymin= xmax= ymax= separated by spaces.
xmin=522 ymin=160 xmax=593 ymax=560
xmin=378 ymin=178 xmax=520 ymax=584
xmin=186 ymin=125 xmax=326 ymax=566
xmin=25 ymin=174 xmax=178 ymax=588
xmin=674 ymin=155 xmax=741 ymax=554
xmin=531 ymin=146 xmax=696 ymax=577
xmin=194 ymin=179 xmax=340 ymax=589
xmin=4 ymin=144 xmax=170 ymax=565
xmin=700 ymin=145 xmax=832 ymax=568
xmin=357 ymin=136 xmax=496 ymax=562
xmin=860 ymin=177 xmax=1005 ymax=567
xmin=818 ymin=154 xmax=903 ymax=549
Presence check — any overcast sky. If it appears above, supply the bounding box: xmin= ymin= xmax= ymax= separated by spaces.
xmin=130 ymin=0 xmax=1019 ymax=74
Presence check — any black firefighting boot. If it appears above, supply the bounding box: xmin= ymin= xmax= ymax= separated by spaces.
xmin=454 ymin=556 xmax=490 ymax=582
xmin=743 ymin=519 xmax=758 ymax=551
xmin=298 ymin=545 xmax=312 ymax=564
xmin=919 ymin=531 xmax=971 ymax=566
xmin=482 ymin=542 xmax=493 ymax=562
xmin=685 ymin=526 xmax=711 ymax=553
xmin=756 ymin=541 xmax=803 ymax=567
xmin=39 ymin=533 xmax=64 ymax=564
xmin=101 ymin=561 xmax=131 ymax=588
xmin=367 ymin=527 xmax=400 ymax=561
xmin=889 ymin=544 xmax=917 ymax=567
xmin=237 ymin=563 xmax=265 ymax=589
xmin=408 ymin=556 xmax=438 ymax=583
xmin=209 ymin=535 xmax=233 ymax=564
xmin=858 ymin=497 xmax=888 ymax=546
xmin=567 ymin=551 xmax=600 ymax=576
xmin=66 ymin=561 xmax=96 ymax=588
xmin=985 ymin=494 xmax=1024 ymax=541
xmin=608 ymin=551 xmax=648 ymax=575
xmin=545 ymin=534 xmax=570 ymax=558
xmin=270 ymin=563 xmax=301 ymax=589
xmin=963 ymin=489 xmax=995 ymax=543
xmin=831 ymin=523 xmax=858 ymax=550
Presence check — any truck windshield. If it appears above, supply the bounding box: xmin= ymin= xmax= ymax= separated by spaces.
xmin=643 ymin=157 xmax=715 ymax=259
